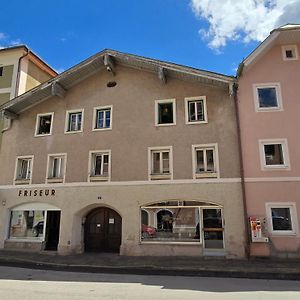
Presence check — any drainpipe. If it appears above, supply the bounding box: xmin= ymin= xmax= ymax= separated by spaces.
xmin=14 ymin=47 xmax=30 ymax=98
xmin=232 ymin=82 xmax=250 ymax=259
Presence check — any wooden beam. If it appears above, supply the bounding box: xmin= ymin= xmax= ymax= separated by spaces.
xmin=3 ymin=109 xmax=18 ymax=120
xmin=104 ymin=54 xmax=115 ymax=75
xmin=51 ymin=81 xmax=66 ymax=98
xmin=158 ymin=67 xmax=167 ymax=84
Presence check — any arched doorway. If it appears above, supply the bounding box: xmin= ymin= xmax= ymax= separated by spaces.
xmin=84 ymin=207 xmax=122 ymax=253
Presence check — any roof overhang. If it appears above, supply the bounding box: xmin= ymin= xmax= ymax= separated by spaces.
xmin=0 ymin=49 xmax=235 ymax=116
xmin=243 ymin=24 xmax=300 ymax=70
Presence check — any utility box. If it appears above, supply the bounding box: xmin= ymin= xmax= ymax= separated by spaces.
xmin=249 ymin=217 xmax=269 ymax=243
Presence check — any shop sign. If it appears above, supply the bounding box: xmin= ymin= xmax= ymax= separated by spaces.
xmin=18 ymin=189 xmax=56 ymax=197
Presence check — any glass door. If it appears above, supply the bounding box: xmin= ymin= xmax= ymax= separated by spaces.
xmin=202 ymin=208 xmax=224 ymax=249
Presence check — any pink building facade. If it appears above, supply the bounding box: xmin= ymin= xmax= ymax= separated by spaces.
xmin=238 ymin=25 xmax=300 ymax=258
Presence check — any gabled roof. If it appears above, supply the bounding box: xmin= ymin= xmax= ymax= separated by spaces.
xmin=0 ymin=49 xmax=235 ymax=116
xmin=0 ymin=44 xmax=57 ymax=77
xmin=242 ymin=24 xmax=300 ymax=70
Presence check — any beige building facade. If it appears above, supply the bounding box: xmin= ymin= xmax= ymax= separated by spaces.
xmin=0 ymin=50 xmax=246 ymax=258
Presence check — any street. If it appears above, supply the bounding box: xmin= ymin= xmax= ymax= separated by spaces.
xmin=0 ymin=266 xmax=299 ymax=300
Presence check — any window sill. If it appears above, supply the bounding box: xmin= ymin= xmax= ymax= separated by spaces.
xmin=186 ymin=120 xmax=208 ymax=125
xmin=269 ymin=231 xmax=297 ymax=236
xmin=34 ymin=133 xmax=52 ymax=137
xmin=155 ymin=123 xmax=176 ymax=127
xmin=14 ymin=179 xmax=30 ymax=185
xmin=89 ymin=175 xmax=109 ymax=182
xmin=195 ymin=172 xmax=218 ymax=179
xmin=263 ymin=165 xmax=290 ymax=170
xmin=46 ymin=178 xmax=64 ymax=183
xmin=150 ymin=174 xmax=172 ymax=180
xmin=256 ymin=107 xmax=282 ymax=112
xmin=140 ymin=241 xmax=202 ymax=245
xmin=92 ymin=127 xmax=112 ymax=132
xmin=64 ymin=130 xmax=83 ymax=134
xmin=6 ymin=238 xmax=43 ymax=243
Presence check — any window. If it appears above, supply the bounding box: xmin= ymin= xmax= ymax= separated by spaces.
xmin=185 ymin=96 xmax=208 ymax=124
xmin=35 ymin=113 xmax=54 ymax=136
xmin=88 ymin=150 xmax=111 ymax=181
xmin=14 ymin=156 xmax=33 ymax=184
xmin=93 ymin=106 xmax=112 ymax=130
xmin=148 ymin=146 xmax=173 ymax=180
xmin=0 ymin=66 xmax=3 ymax=76
xmin=140 ymin=201 xmax=223 ymax=246
xmin=192 ymin=144 xmax=219 ymax=178
xmin=46 ymin=154 xmax=66 ymax=183
xmin=9 ymin=210 xmax=45 ymax=240
xmin=155 ymin=99 xmax=176 ymax=126
xmin=282 ymin=45 xmax=298 ymax=61
xmin=65 ymin=109 xmax=83 ymax=133
xmin=253 ymin=83 xmax=282 ymax=111
xmin=259 ymin=139 xmax=289 ymax=169
xmin=266 ymin=203 xmax=298 ymax=235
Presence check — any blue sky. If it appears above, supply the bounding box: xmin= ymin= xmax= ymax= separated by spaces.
xmin=0 ymin=0 xmax=299 ymax=75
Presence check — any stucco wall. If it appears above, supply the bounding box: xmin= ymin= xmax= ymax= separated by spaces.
xmin=0 ymin=65 xmax=14 ymax=89
xmin=25 ymin=60 xmax=53 ymax=91
xmin=0 ymin=65 xmax=241 ymax=184
xmin=0 ymin=182 xmax=246 ymax=258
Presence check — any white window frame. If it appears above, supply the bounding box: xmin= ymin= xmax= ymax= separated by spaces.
xmin=266 ymin=202 xmax=298 ymax=236
xmin=155 ymin=99 xmax=176 ymax=126
xmin=34 ymin=112 xmax=54 ymax=137
xmin=253 ymin=83 xmax=283 ymax=112
xmin=259 ymin=139 xmax=290 ymax=170
xmin=184 ymin=96 xmax=208 ymax=125
xmin=148 ymin=146 xmax=173 ymax=180
xmin=192 ymin=144 xmax=219 ymax=179
xmin=64 ymin=109 xmax=84 ymax=134
xmin=14 ymin=155 xmax=34 ymax=185
xmin=282 ymin=45 xmax=299 ymax=61
xmin=88 ymin=150 xmax=111 ymax=182
xmin=92 ymin=105 xmax=113 ymax=131
xmin=46 ymin=153 xmax=67 ymax=183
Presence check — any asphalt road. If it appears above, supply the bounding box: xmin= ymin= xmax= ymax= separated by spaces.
xmin=0 ymin=266 xmax=299 ymax=300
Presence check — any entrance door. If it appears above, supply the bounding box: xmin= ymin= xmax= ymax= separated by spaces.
xmin=84 ymin=207 xmax=122 ymax=252
xmin=45 ymin=211 xmax=61 ymax=251
xmin=202 ymin=208 xmax=224 ymax=249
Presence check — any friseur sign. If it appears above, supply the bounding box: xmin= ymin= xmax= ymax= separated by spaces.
xmin=18 ymin=189 xmax=56 ymax=197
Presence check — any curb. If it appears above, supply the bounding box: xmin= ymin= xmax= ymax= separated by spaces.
xmin=0 ymin=258 xmax=300 ymax=281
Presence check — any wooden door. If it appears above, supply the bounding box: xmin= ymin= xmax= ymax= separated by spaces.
xmin=85 ymin=207 xmax=122 ymax=252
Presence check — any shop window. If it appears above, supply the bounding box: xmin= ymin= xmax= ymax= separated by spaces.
xmin=9 ymin=210 xmax=45 ymax=240
xmin=93 ymin=106 xmax=112 ymax=130
xmin=65 ymin=109 xmax=83 ymax=133
xmin=140 ymin=201 xmax=223 ymax=245
xmin=35 ymin=113 xmax=54 ymax=136
xmin=89 ymin=150 xmax=111 ymax=181
xmin=148 ymin=147 xmax=173 ymax=180
xmin=282 ymin=45 xmax=298 ymax=61
xmin=266 ymin=203 xmax=298 ymax=235
xmin=254 ymin=83 xmax=282 ymax=111
xmin=46 ymin=154 xmax=66 ymax=183
xmin=14 ymin=156 xmax=33 ymax=184
xmin=259 ymin=139 xmax=289 ymax=169
xmin=185 ymin=96 xmax=207 ymax=124
xmin=155 ymin=99 xmax=176 ymax=126
xmin=193 ymin=144 xmax=218 ymax=178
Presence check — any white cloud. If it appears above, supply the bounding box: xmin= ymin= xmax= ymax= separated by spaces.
xmin=191 ymin=0 xmax=300 ymax=49
xmin=0 ymin=32 xmax=7 ymax=40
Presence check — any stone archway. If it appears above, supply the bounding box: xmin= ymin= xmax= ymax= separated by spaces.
xmin=84 ymin=207 xmax=122 ymax=253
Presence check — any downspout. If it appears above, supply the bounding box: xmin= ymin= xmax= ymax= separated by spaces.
xmin=232 ymin=82 xmax=250 ymax=259
xmin=15 ymin=48 xmax=30 ymax=98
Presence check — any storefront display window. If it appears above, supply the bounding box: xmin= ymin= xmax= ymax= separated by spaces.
xmin=9 ymin=210 xmax=45 ymax=239
xmin=141 ymin=201 xmax=223 ymax=245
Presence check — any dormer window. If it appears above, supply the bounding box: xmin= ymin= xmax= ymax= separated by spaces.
xmin=282 ymin=45 xmax=298 ymax=61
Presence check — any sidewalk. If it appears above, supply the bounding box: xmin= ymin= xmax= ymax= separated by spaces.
xmin=0 ymin=250 xmax=300 ymax=280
